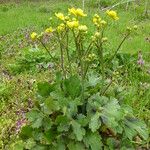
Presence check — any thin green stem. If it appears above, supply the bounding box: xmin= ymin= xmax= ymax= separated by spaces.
xmin=57 ymin=32 xmax=66 ymax=79
xmin=66 ymin=30 xmax=72 ymax=75
xmin=97 ymin=29 xmax=105 ymax=79
xmin=39 ymin=40 xmax=55 ymax=62
xmin=73 ymin=30 xmax=85 ymax=102
xmin=107 ymin=33 xmax=130 ymax=63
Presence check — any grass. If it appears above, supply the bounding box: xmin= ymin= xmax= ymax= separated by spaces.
xmin=0 ymin=0 xmax=150 ymax=149
xmin=0 ymin=0 xmax=150 ymax=53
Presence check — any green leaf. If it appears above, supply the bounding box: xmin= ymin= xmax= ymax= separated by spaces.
xmin=67 ymin=141 xmax=85 ymax=150
xmin=83 ymin=131 xmax=102 ymax=150
xmin=32 ymin=129 xmax=44 ymax=141
xmin=125 ymin=118 xmax=149 ymax=140
xmin=87 ymin=73 xmax=101 ymax=87
xmin=26 ymin=110 xmax=39 ymax=122
xmin=43 ymin=117 xmax=52 ymax=131
xmin=55 ymin=137 xmax=66 ymax=150
xmin=20 ymin=125 xmax=33 ymax=139
xmin=55 ymin=115 xmax=70 ymax=132
xmin=43 ymin=98 xmax=60 ymax=115
xmin=101 ymin=98 xmax=123 ymax=132
xmin=26 ymin=110 xmax=43 ymax=128
xmin=37 ymin=82 xmax=54 ymax=97
xmin=44 ymin=129 xmax=57 ymax=144
xmin=71 ymin=120 xmax=85 ymax=141
xmin=106 ymin=138 xmax=116 ymax=150
xmin=13 ymin=141 xmax=24 ymax=150
xmin=25 ymin=138 xmax=36 ymax=149
xmin=89 ymin=112 xmax=101 ymax=132
xmin=77 ymin=114 xmax=89 ymax=127
xmin=64 ymin=75 xmax=82 ymax=98
xmin=31 ymin=145 xmax=48 ymax=150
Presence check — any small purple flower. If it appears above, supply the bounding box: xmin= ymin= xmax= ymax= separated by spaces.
xmin=15 ymin=118 xmax=27 ymax=133
xmin=137 ymin=59 xmax=144 ymax=66
xmin=137 ymin=51 xmax=144 ymax=66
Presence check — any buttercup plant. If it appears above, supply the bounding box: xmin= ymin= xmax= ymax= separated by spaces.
xmin=16 ymin=8 xmax=149 ymax=150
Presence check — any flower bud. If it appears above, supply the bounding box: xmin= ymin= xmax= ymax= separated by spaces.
xmin=102 ymin=37 xmax=108 ymax=42
xmin=133 ymin=25 xmax=138 ymax=30
xmin=126 ymin=27 xmax=132 ymax=32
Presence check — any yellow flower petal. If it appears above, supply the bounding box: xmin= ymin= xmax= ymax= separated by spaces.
xmin=55 ymin=13 xmax=65 ymax=21
xmin=31 ymin=32 xmax=37 ymax=40
xmin=106 ymin=10 xmax=119 ymax=20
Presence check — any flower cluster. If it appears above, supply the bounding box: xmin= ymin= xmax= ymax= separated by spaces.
xmin=66 ymin=20 xmax=79 ymax=29
xmin=106 ymin=10 xmax=119 ymax=20
xmin=68 ymin=7 xmax=87 ymax=17
xmin=30 ymin=8 xmax=119 ymax=42
xmin=55 ymin=13 xmax=65 ymax=21
xmin=93 ymin=14 xmax=107 ymax=29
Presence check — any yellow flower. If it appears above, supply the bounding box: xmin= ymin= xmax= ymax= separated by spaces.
xmin=92 ymin=14 xmax=101 ymax=26
xmin=31 ymin=32 xmax=37 ymax=40
xmin=76 ymin=8 xmax=87 ymax=17
xmin=57 ymin=23 xmax=65 ymax=32
xmin=67 ymin=20 xmax=79 ymax=29
xmin=45 ymin=27 xmax=53 ymax=33
xmin=100 ymin=20 xmax=107 ymax=26
xmin=55 ymin=13 xmax=65 ymax=21
xmin=78 ymin=25 xmax=88 ymax=32
xmin=68 ymin=8 xmax=87 ymax=17
xmin=106 ymin=10 xmax=119 ymax=20
xmin=94 ymin=32 xmax=101 ymax=38
xmin=86 ymin=53 xmax=96 ymax=62
xmin=94 ymin=14 xmax=100 ymax=19
xmin=93 ymin=18 xmax=97 ymax=24
xmin=68 ymin=7 xmax=76 ymax=16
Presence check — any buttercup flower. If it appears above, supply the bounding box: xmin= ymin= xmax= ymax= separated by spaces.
xmin=86 ymin=53 xmax=96 ymax=62
xmin=93 ymin=14 xmax=101 ymax=27
xmin=93 ymin=18 xmax=97 ymax=24
xmin=100 ymin=20 xmax=107 ymax=26
xmin=45 ymin=27 xmax=53 ymax=33
xmin=106 ymin=10 xmax=119 ymax=20
xmin=31 ymin=32 xmax=37 ymax=40
xmin=94 ymin=32 xmax=101 ymax=38
xmin=67 ymin=20 xmax=79 ymax=29
xmin=55 ymin=13 xmax=65 ymax=21
xmin=78 ymin=25 xmax=88 ymax=32
xmin=57 ymin=23 xmax=65 ymax=32
xmin=68 ymin=7 xmax=76 ymax=16
xmin=76 ymin=8 xmax=87 ymax=17
xmin=68 ymin=8 xmax=87 ymax=17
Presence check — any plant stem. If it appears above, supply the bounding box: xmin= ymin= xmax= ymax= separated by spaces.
xmin=39 ymin=40 xmax=55 ymax=62
xmin=57 ymin=32 xmax=66 ymax=79
xmin=100 ymin=79 xmax=113 ymax=95
xmin=97 ymin=29 xmax=105 ymax=79
xmin=107 ymin=33 xmax=130 ymax=63
xmin=73 ymin=31 xmax=85 ymax=102
xmin=66 ymin=31 xmax=72 ymax=75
